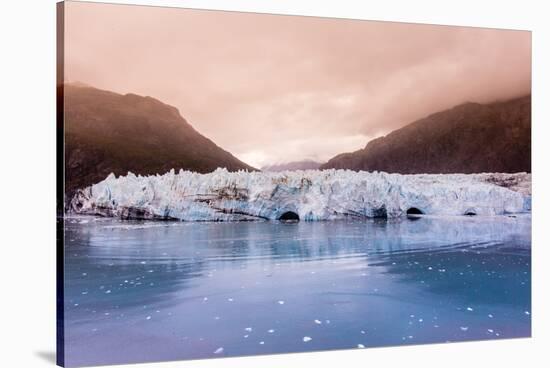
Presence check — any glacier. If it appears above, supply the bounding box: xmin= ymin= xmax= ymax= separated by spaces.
xmin=69 ymin=169 xmax=531 ymax=221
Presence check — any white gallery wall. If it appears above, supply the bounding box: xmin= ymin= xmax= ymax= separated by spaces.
xmin=0 ymin=0 xmax=548 ymax=367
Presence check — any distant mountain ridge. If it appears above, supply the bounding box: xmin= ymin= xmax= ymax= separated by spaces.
xmin=321 ymin=95 xmax=531 ymax=174
xmin=262 ymin=160 xmax=322 ymax=172
xmin=63 ymin=84 xmax=255 ymax=197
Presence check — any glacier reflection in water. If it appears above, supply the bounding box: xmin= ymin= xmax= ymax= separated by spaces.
xmin=63 ymin=215 xmax=531 ymax=367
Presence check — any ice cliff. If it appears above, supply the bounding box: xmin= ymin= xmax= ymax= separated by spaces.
xmin=69 ymin=169 xmax=531 ymax=221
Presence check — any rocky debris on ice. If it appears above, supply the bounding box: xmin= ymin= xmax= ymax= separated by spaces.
xmin=70 ymin=169 xmax=531 ymax=221
xmin=472 ymin=172 xmax=531 ymax=196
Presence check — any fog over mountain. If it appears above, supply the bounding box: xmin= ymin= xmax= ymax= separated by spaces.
xmin=321 ymin=95 xmax=531 ymax=174
xmin=262 ymin=160 xmax=322 ymax=172
xmin=64 ymin=3 xmax=531 ymax=167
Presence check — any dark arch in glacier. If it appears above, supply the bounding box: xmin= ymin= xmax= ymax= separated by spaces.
xmin=278 ymin=211 xmax=300 ymax=221
xmin=464 ymin=210 xmax=477 ymax=216
xmin=372 ymin=206 xmax=388 ymax=218
xmin=406 ymin=207 xmax=424 ymax=216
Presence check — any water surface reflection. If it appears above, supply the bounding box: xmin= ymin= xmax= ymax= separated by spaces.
xmin=64 ymin=215 xmax=531 ymax=367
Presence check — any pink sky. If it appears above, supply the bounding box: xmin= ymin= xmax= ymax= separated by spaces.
xmin=63 ymin=1 xmax=531 ymax=168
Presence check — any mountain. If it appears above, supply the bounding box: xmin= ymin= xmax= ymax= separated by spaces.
xmin=62 ymin=84 xmax=255 ymax=197
xmin=321 ymin=95 xmax=531 ymax=174
xmin=261 ymin=160 xmax=322 ymax=172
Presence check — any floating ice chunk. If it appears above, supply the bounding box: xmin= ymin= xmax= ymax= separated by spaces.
xmin=259 ymin=341 xmax=265 ymax=345
xmin=213 ymin=347 xmax=224 ymax=354
xmin=314 ymin=319 xmax=322 ymax=324
xmin=105 ymin=290 xmax=111 ymax=294
xmin=245 ymin=327 xmax=252 ymax=332
xmin=268 ymin=329 xmax=275 ymax=333
xmin=466 ymin=307 xmax=474 ymax=311
xmin=524 ymin=311 xmax=530 ymax=315
xmin=460 ymin=326 xmax=469 ymax=331
xmin=488 ymin=314 xmax=494 ymax=318
xmin=146 ymin=316 xmax=151 ymax=320
xmin=227 ymin=298 xmax=234 ymax=302
xmin=357 ymin=344 xmax=365 ymax=348
xmin=244 ymin=335 xmax=249 ymax=338
xmin=278 ymin=300 xmax=285 ymax=305
xmin=488 ymin=329 xmax=494 ymax=333
xmin=303 ymin=336 xmax=312 ymax=342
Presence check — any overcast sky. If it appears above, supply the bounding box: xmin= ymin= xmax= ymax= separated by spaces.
xmin=64 ymin=2 xmax=531 ymax=168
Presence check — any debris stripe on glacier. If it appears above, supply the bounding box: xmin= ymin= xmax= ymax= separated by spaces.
xmin=70 ymin=169 xmax=531 ymax=221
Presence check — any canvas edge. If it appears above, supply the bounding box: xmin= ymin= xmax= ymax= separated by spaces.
xmin=56 ymin=1 xmax=66 ymax=367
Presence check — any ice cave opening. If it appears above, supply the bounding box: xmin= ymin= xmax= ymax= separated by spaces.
xmin=278 ymin=211 xmax=300 ymax=222
xmin=406 ymin=207 xmax=424 ymax=216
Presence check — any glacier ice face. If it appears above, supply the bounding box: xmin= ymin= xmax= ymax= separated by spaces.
xmin=69 ymin=169 xmax=531 ymax=221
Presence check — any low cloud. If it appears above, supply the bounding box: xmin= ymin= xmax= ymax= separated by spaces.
xmin=64 ymin=3 xmax=531 ymax=167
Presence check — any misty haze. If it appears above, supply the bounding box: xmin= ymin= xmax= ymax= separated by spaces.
xmin=63 ymin=2 xmax=530 ymax=169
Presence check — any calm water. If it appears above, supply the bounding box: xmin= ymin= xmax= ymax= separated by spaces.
xmin=63 ymin=215 xmax=531 ymax=367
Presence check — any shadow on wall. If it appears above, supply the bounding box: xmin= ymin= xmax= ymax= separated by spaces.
xmin=35 ymin=351 xmax=56 ymax=364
